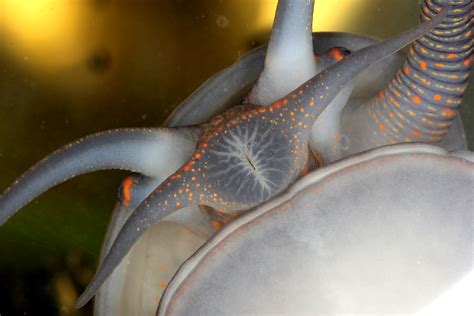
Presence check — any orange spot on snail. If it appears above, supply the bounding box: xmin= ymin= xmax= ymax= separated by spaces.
xmin=271 ymin=100 xmax=282 ymax=109
xmin=121 ymin=176 xmax=134 ymax=206
xmin=329 ymin=47 xmax=344 ymax=61
xmin=412 ymin=95 xmax=421 ymax=104
xmin=434 ymin=94 xmax=442 ymax=101
xmin=412 ymin=130 xmax=421 ymax=138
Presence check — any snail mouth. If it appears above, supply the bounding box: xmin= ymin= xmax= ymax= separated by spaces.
xmin=244 ymin=151 xmax=257 ymax=171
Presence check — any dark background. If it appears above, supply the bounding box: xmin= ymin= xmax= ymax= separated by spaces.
xmin=0 ymin=0 xmax=472 ymax=315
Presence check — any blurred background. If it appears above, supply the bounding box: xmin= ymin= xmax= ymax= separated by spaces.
xmin=0 ymin=0 xmax=472 ymax=315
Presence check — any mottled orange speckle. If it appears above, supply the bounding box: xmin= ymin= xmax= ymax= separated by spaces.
xmin=420 ymin=61 xmax=427 ymax=71
xmin=403 ymin=65 xmax=411 ymax=74
xmin=300 ymin=164 xmax=310 ymax=176
xmin=159 ymin=280 xmax=167 ymax=289
xmin=379 ymin=123 xmax=386 ymax=131
xmin=447 ymin=53 xmax=457 ymax=59
xmin=211 ymin=220 xmax=223 ymax=231
xmin=434 ymin=94 xmax=442 ymax=101
xmin=194 ymin=153 xmax=201 ymax=159
xmin=441 ymin=108 xmax=456 ymax=117
xmin=210 ymin=116 xmax=223 ymax=126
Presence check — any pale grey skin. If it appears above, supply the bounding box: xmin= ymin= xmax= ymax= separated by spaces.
xmin=168 ymin=0 xmax=470 ymax=164
xmin=0 ymin=0 xmax=464 ymax=313
xmin=88 ymin=1 xmax=470 ymax=312
xmin=74 ymin=6 xmax=448 ymax=308
xmin=158 ymin=143 xmax=474 ymax=315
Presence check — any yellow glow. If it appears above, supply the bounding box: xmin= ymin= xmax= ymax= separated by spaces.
xmin=255 ymin=0 xmax=362 ymax=33
xmin=2 ymin=0 xmax=88 ymax=71
xmin=254 ymin=0 xmax=278 ymax=32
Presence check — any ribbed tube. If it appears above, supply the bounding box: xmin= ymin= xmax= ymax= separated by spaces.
xmin=367 ymin=0 xmax=472 ymax=144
